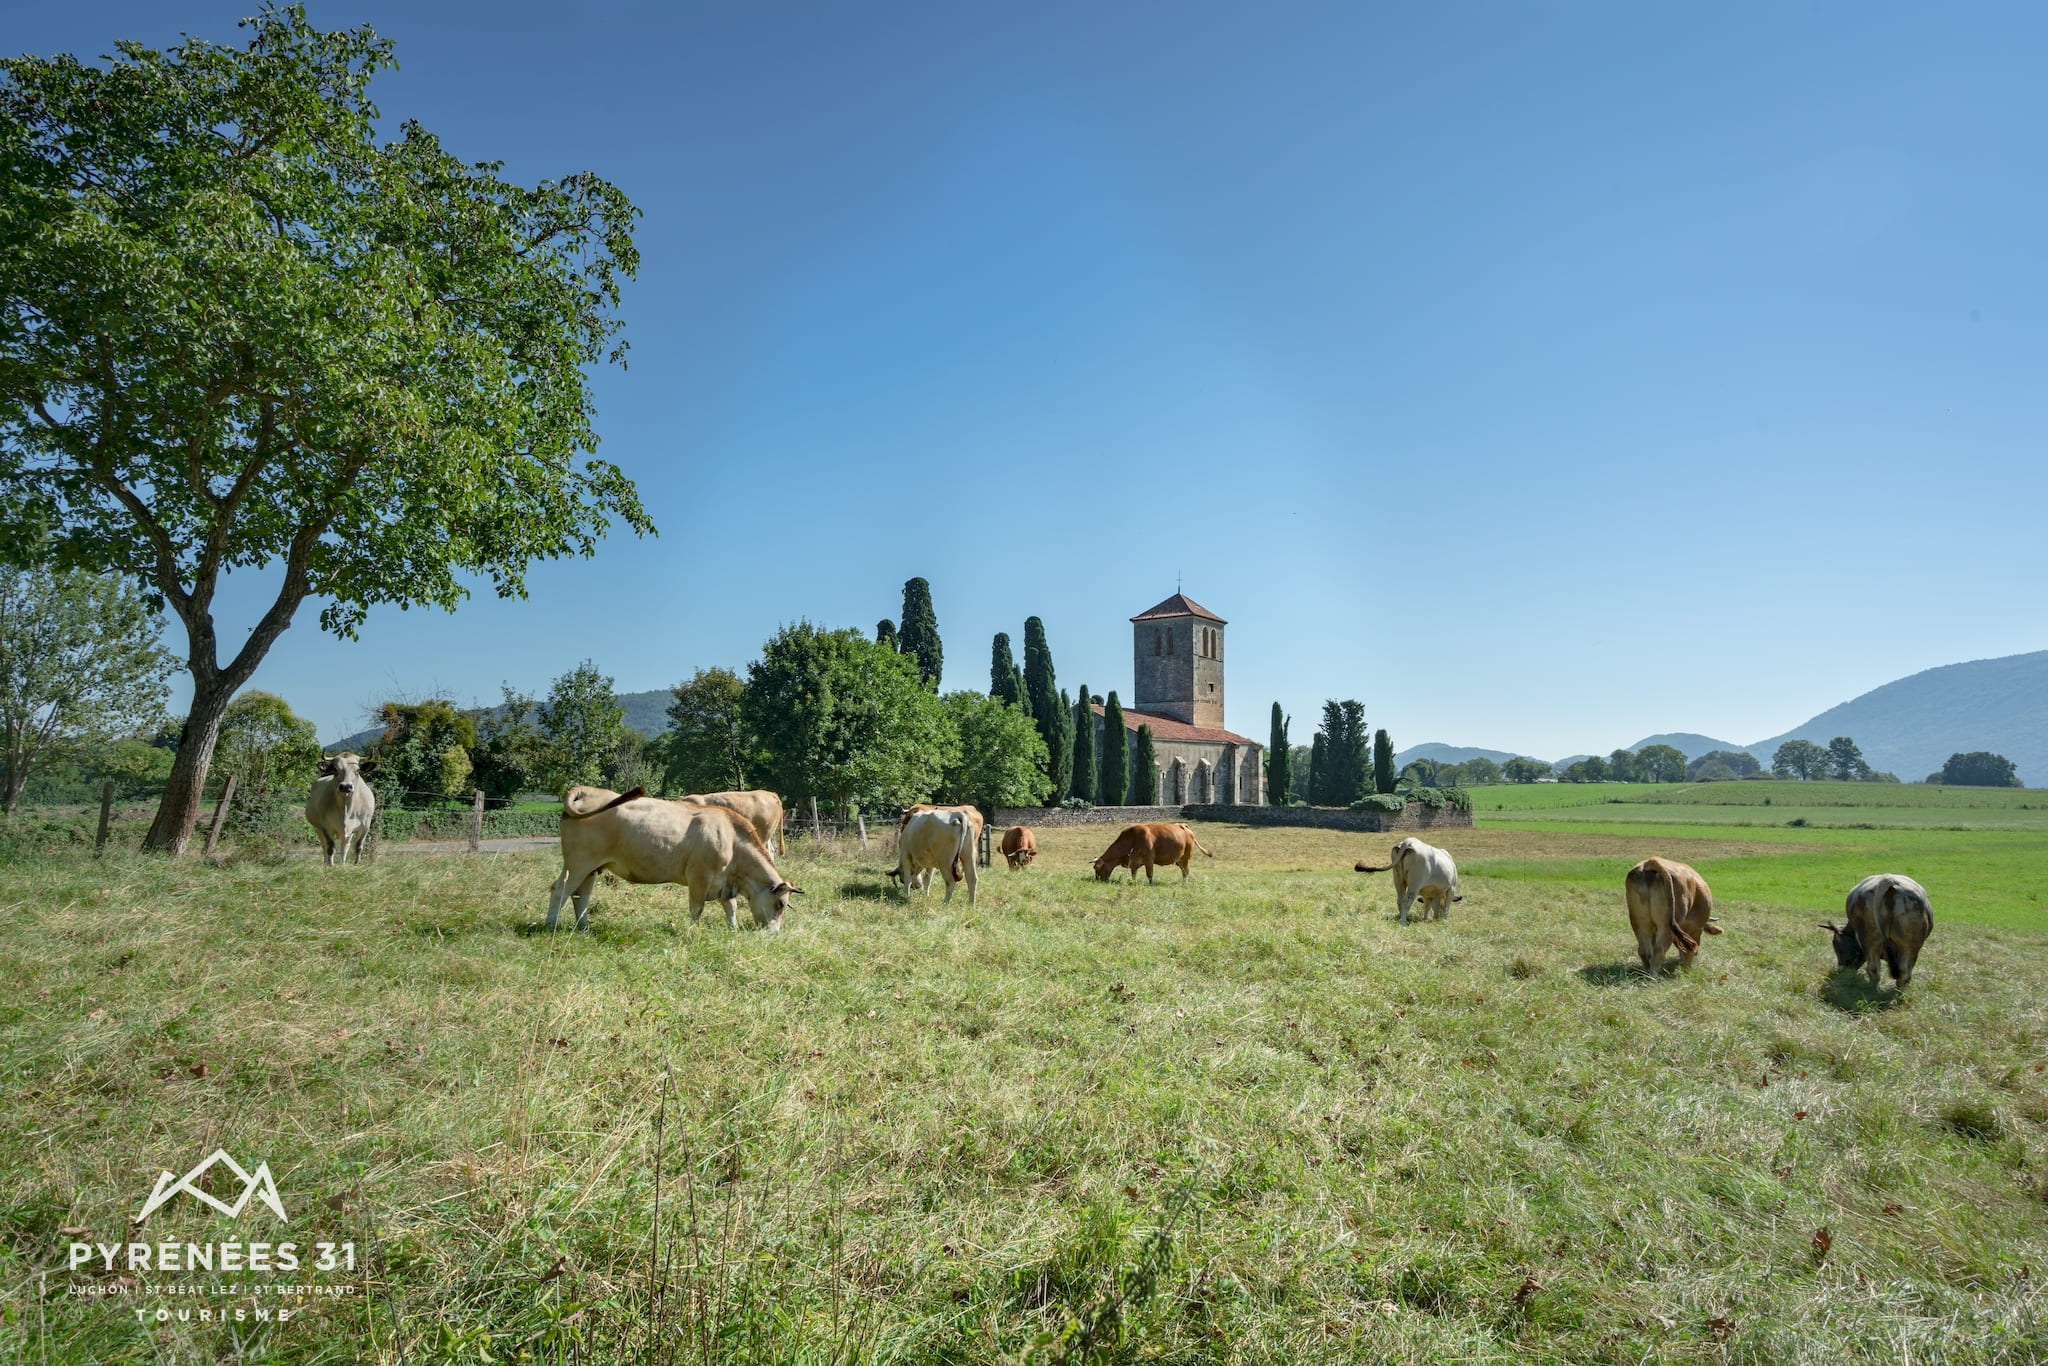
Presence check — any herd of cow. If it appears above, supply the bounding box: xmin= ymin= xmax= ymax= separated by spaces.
xmin=306 ymin=752 xmax=1933 ymax=987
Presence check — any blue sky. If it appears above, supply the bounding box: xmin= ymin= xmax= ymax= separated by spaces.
xmin=21 ymin=2 xmax=2048 ymax=757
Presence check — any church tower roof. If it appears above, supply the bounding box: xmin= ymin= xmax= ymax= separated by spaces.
xmin=1130 ymin=593 xmax=1225 ymax=624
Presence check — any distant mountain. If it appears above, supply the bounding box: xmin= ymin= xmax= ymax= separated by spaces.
xmin=1625 ymin=733 xmax=1755 ymax=761
xmin=1748 ymin=650 xmax=2048 ymax=785
xmin=1393 ymin=743 xmax=1533 ymax=768
xmin=327 ymin=688 xmax=675 ymax=754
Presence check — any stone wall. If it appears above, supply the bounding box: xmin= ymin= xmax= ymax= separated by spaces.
xmin=990 ymin=804 xmax=1185 ymax=829
xmin=1178 ymin=802 xmax=1474 ymax=833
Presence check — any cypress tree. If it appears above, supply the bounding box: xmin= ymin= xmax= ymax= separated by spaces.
xmin=1101 ymin=691 xmax=1128 ymax=804
xmin=1338 ymin=700 xmax=1369 ymax=804
xmin=1308 ymin=732 xmax=1327 ymax=805
xmin=1133 ymin=724 xmax=1158 ymax=803
xmin=1022 ymin=616 xmax=1067 ymax=801
xmin=989 ymin=632 xmax=1023 ymax=705
xmin=1069 ymin=684 xmax=1097 ymax=803
xmin=875 ymin=619 xmax=896 ymax=648
xmin=1373 ymin=728 xmax=1396 ymax=794
xmin=896 ymin=577 xmax=942 ymax=689
xmin=1266 ymin=703 xmax=1289 ymax=805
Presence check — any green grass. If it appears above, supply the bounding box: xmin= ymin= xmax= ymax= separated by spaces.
xmin=1474 ymin=781 xmax=2048 ymax=829
xmin=3 ymin=809 xmax=2047 ymax=1364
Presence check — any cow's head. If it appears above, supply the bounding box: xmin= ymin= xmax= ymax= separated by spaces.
xmin=1092 ymin=852 xmax=1115 ymax=881
xmin=318 ymin=753 xmax=377 ymax=795
xmin=1820 ymin=922 xmax=1861 ymax=967
xmin=755 ymin=880 xmax=802 ymax=931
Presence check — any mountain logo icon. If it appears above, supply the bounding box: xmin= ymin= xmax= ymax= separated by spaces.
xmin=134 ymin=1150 xmax=289 ymax=1225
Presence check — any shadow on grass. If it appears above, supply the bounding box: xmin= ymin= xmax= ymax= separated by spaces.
xmin=839 ymin=877 xmax=905 ymax=901
xmin=1821 ymin=967 xmax=1903 ymax=1013
xmin=1578 ymin=961 xmax=1677 ymax=987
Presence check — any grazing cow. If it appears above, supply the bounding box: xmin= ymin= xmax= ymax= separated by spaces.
xmin=1624 ymin=856 xmax=1722 ymax=970
xmin=683 ymin=789 xmax=787 ymax=855
xmin=1823 ymin=874 xmax=1933 ymax=988
xmin=1092 ymin=823 xmax=1214 ymax=883
xmin=1000 ymin=825 xmax=1038 ymax=870
xmin=305 ymin=753 xmax=378 ymax=867
xmin=890 ymin=803 xmax=986 ymax=888
xmin=548 ymin=786 xmax=801 ymax=932
xmin=895 ymin=807 xmax=977 ymax=904
xmin=1355 ymin=837 xmax=1461 ymax=924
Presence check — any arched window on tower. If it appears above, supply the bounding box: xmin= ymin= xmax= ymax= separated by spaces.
xmin=1166 ymin=628 xmax=1174 ymax=655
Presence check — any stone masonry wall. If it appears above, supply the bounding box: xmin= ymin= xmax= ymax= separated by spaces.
xmin=990 ymin=804 xmax=1185 ymax=829
xmin=1178 ymin=802 xmax=1474 ymax=833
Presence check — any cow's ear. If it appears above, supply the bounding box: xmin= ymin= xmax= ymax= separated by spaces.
xmin=316 ymin=758 xmax=337 ymax=775
xmin=775 ymin=882 xmax=803 ymax=895
xmin=1818 ymin=922 xmax=1838 ymax=932
xmin=357 ymin=760 xmax=379 ymax=775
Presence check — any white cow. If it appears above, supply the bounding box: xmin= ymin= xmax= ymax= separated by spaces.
xmin=305 ymin=753 xmax=378 ymax=866
xmin=549 ymin=786 xmax=801 ymax=932
xmin=894 ymin=807 xmax=977 ymax=905
xmin=1825 ymin=874 xmax=1934 ymax=988
xmin=1355 ymin=837 xmax=1461 ymax=924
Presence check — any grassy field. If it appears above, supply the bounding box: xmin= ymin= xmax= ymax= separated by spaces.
xmin=3 ymin=799 xmax=2046 ymax=1363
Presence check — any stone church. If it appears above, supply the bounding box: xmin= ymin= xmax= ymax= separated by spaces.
xmin=1091 ymin=593 xmax=1263 ymax=805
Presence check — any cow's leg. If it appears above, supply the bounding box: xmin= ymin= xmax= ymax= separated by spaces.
xmin=939 ymin=860 xmax=958 ymax=904
xmin=687 ymin=887 xmax=707 ymax=924
xmin=963 ymin=851 xmax=976 ymax=905
xmin=724 ymin=896 xmax=740 ymax=930
xmin=572 ymin=872 xmax=599 ymax=931
xmin=1397 ymin=888 xmax=1414 ymax=925
xmin=319 ymin=831 xmax=336 ymax=867
xmin=546 ymin=869 xmax=573 ymax=930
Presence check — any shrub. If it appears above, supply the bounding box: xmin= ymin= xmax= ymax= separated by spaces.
xmin=1350 ymin=793 xmax=1405 ymax=813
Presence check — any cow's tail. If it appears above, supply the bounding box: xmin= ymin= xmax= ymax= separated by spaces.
xmin=563 ymin=786 xmax=647 ymax=819
xmin=1665 ymin=862 xmax=1699 ymax=953
xmin=1355 ymin=862 xmax=1392 ymax=874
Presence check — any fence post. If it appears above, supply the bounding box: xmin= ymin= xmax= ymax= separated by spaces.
xmin=201 ymin=774 xmax=237 ymax=859
xmin=95 ymin=780 xmax=114 ymax=856
xmin=470 ymin=788 xmax=484 ymax=852
xmin=810 ymin=796 xmax=822 ymax=840
xmin=980 ymin=819 xmax=992 ymax=869
xmin=855 ymin=813 xmax=868 ymax=851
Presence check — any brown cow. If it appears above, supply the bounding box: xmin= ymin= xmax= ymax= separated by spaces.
xmin=1000 ymin=826 xmax=1037 ymax=869
xmin=1625 ymin=856 xmax=1722 ymax=970
xmin=682 ymin=789 xmax=786 ymax=855
xmin=1092 ymin=823 xmax=1214 ymax=883
xmin=550 ymin=786 xmax=800 ymax=932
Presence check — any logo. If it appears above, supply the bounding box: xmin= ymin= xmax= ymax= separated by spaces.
xmin=134 ymin=1150 xmax=289 ymax=1225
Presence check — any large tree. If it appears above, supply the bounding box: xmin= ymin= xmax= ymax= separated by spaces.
xmin=1771 ymin=739 xmax=1828 ymax=781
xmin=1266 ymin=704 xmax=1289 ymax=806
xmin=1309 ymin=700 xmax=1369 ymax=805
xmin=1069 ymin=683 xmax=1097 ymax=803
xmin=1372 ymin=728 xmax=1396 ymax=795
xmin=1502 ymin=756 xmax=1551 ymax=784
xmin=213 ymin=690 xmax=319 ymax=808
xmin=369 ymin=697 xmax=475 ymax=807
xmin=989 ymin=632 xmax=1024 ymax=708
xmin=935 ymin=691 xmax=1051 ymax=809
xmin=743 ymin=622 xmax=952 ymax=817
xmin=1101 ymin=691 xmax=1128 ymax=805
xmin=896 ymin=577 xmax=942 ymax=690
xmin=0 ymin=566 xmax=173 ymax=811
xmin=1941 ymin=751 xmax=2019 ymax=787
xmin=656 ymin=666 xmax=753 ymax=795
xmin=470 ymin=687 xmax=546 ymax=802
xmin=1827 ymin=736 xmax=1869 ymax=782
xmin=0 ymin=10 xmax=650 ymax=851
xmin=1021 ymin=617 xmax=1070 ymax=803
xmin=1635 ymin=744 xmax=1687 ymax=784
xmin=538 ymin=662 xmax=624 ymax=793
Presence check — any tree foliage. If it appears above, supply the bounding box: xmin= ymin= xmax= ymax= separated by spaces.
xmin=0 ymin=8 xmax=651 ymax=849
xmin=1101 ymin=691 xmax=1128 ymax=805
xmin=471 ymin=687 xmax=545 ymax=802
xmin=1132 ymin=724 xmax=1158 ymax=804
xmin=1021 ymin=617 xmax=1070 ymax=805
xmin=214 ymin=689 xmax=320 ymax=810
xmin=896 ymin=578 xmax=942 ymax=690
xmin=1633 ymin=744 xmax=1687 ymax=783
xmin=1266 ymin=704 xmax=1290 ymax=806
xmin=1503 ymin=756 xmax=1551 ymax=784
xmin=743 ymin=622 xmax=951 ymax=816
xmin=654 ymin=667 xmax=753 ymax=796
xmin=936 ymin=692 xmax=1050 ymax=809
xmin=538 ymin=662 xmax=624 ymax=793
xmin=1372 ymin=729 xmax=1396 ymax=794
xmin=1308 ymin=700 xmax=1369 ymax=805
xmin=0 ymin=566 xmax=174 ymax=810
xmin=1686 ymin=749 xmax=1760 ymax=782
xmin=1771 ymin=739 xmax=1829 ymax=781
xmin=1826 ymin=736 xmax=1869 ymax=782
xmin=875 ymin=619 xmax=896 ymax=649
xmin=370 ymin=698 xmax=476 ymax=807
xmin=1941 ymin=751 xmax=2020 ymax=787
xmin=989 ymin=632 xmax=1025 ymax=708
xmin=1069 ymin=683 xmax=1097 ymax=803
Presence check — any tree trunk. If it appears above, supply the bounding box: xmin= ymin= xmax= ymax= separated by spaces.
xmin=143 ymin=678 xmax=236 ymax=854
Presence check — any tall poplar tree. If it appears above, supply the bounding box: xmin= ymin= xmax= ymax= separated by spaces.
xmin=1133 ymin=724 xmax=1158 ymax=803
xmin=1308 ymin=733 xmax=1327 ymax=804
xmin=1022 ymin=616 xmax=1069 ymax=803
xmin=1069 ymin=684 xmax=1096 ymax=803
xmin=1051 ymin=687 xmax=1075 ymax=802
xmin=1101 ymin=691 xmax=1128 ymax=804
xmin=896 ymin=577 xmax=942 ymax=689
xmin=1266 ymin=703 xmax=1289 ymax=806
xmin=875 ymin=619 xmax=896 ymax=648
